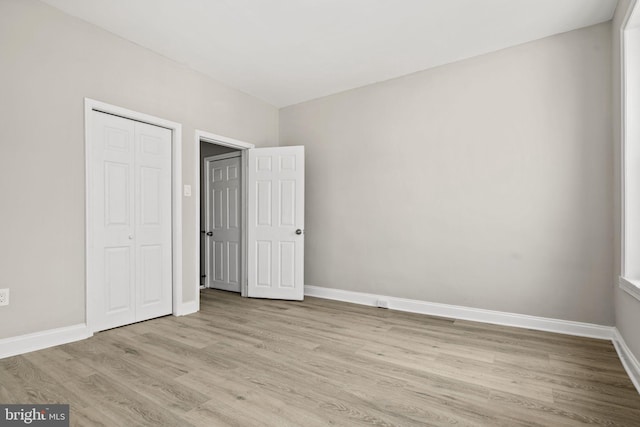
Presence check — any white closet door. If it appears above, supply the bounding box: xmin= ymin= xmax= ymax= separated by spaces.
xmin=134 ymin=120 xmax=173 ymax=322
xmin=91 ymin=112 xmax=136 ymax=331
xmin=91 ymin=111 xmax=172 ymax=332
xmin=247 ymin=146 xmax=305 ymax=300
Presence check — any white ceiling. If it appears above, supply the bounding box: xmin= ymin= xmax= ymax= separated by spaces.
xmin=41 ymin=0 xmax=618 ymax=107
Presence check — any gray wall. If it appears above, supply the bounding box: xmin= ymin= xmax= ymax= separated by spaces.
xmin=613 ymin=0 xmax=640 ymax=359
xmin=199 ymin=142 xmax=240 ymax=282
xmin=0 ymin=0 xmax=278 ymax=339
xmin=280 ymin=23 xmax=614 ymax=325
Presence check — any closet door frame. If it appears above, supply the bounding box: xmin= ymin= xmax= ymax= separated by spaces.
xmin=84 ymin=98 xmax=186 ymax=334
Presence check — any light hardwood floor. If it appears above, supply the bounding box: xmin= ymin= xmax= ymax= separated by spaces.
xmin=1 ymin=289 xmax=639 ymax=426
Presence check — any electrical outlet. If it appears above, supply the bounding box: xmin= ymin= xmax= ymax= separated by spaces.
xmin=0 ymin=288 xmax=9 ymax=306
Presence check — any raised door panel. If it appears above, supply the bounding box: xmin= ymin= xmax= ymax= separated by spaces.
xmin=104 ymin=162 xmax=130 ymax=227
xmin=213 ymin=240 xmax=224 ymax=281
xmin=140 ymin=167 xmax=161 ymax=226
xmin=279 ymin=180 xmax=295 ymax=226
xmin=104 ymin=247 xmax=132 ymax=313
xmin=256 ymin=181 xmax=272 ymax=226
xmin=228 ymin=242 xmax=240 ymax=285
xmin=139 ymin=245 xmax=163 ymax=306
xmin=279 ymin=242 xmax=295 ymax=288
xmin=256 ymin=241 xmax=272 ymax=287
xmin=229 ymin=186 xmax=239 ymax=229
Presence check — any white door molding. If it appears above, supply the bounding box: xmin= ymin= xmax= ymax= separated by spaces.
xmin=195 ymin=130 xmax=255 ymax=303
xmin=620 ymin=0 xmax=639 ymax=281
xmin=85 ymin=98 xmax=184 ymax=333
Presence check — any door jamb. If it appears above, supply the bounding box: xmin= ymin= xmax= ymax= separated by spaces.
xmin=195 ymin=130 xmax=254 ymax=304
xmin=205 ymin=152 xmax=241 ymax=162
xmin=84 ymin=98 xmax=184 ymax=334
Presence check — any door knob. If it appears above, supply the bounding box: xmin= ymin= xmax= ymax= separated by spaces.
xmin=128 ymin=234 xmax=134 ymax=240
xmin=295 ymin=229 xmax=303 ymax=235
xmin=206 ymin=231 xmax=213 ymax=236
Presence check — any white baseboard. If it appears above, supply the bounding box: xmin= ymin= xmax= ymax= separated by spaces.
xmin=613 ymin=328 xmax=640 ymax=393
xmin=307 ymin=285 xmax=640 ymax=395
xmin=0 ymin=300 xmax=199 ymax=359
xmin=0 ymin=323 xmax=92 ymax=359
xmin=304 ymin=286 xmax=615 ymax=340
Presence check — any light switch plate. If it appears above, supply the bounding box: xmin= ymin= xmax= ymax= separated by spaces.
xmin=183 ymin=185 xmax=192 ymax=197
xmin=0 ymin=289 xmax=9 ymax=306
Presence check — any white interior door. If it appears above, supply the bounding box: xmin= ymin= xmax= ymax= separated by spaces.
xmin=91 ymin=111 xmax=172 ymax=332
xmin=247 ymin=146 xmax=305 ymax=300
xmin=206 ymin=155 xmax=241 ymax=292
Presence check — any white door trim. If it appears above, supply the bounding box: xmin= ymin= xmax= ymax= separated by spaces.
xmin=205 ymin=152 xmax=241 ymax=162
xmin=195 ymin=130 xmax=255 ymax=302
xmin=85 ymin=98 xmax=184 ymax=334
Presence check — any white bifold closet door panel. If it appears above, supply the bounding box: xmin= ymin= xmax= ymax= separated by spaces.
xmin=91 ymin=111 xmax=172 ymax=332
xmin=247 ymin=146 xmax=305 ymax=300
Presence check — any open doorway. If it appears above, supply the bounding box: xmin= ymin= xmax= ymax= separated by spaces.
xmin=194 ymin=130 xmax=306 ymax=306
xmin=195 ymin=131 xmax=255 ymax=302
xmin=200 ymin=141 xmax=241 ymax=291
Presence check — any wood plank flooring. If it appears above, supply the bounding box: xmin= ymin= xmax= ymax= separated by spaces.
xmin=1 ymin=289 xmax=639 ymax=426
